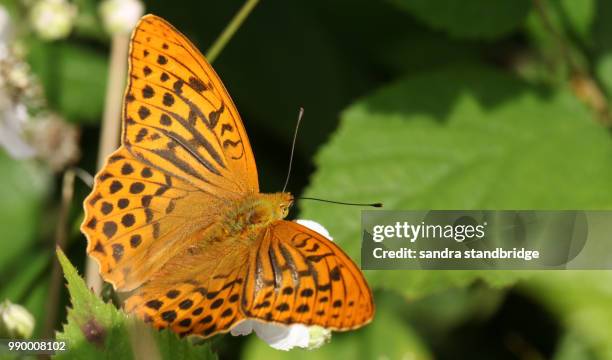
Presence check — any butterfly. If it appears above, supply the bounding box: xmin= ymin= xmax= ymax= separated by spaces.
xmin=80 ymin=14 xmax=374 ymax=338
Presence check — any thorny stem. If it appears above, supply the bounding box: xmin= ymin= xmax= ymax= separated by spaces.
xmin=206 ymin=0 xmax=260 ymax=63
xmin=44 ymin=169 xmax=75 ymax=338
xmin=127 ymin=319 xmax=162 ymax=360
xmin=533 ymin=0 xmax=611 ymax=125
xmin=532 ymin=0 xmax=581 ymax=73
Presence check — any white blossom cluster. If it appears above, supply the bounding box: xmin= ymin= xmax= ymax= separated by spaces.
xmin=29 ymin=0 xmax=77 ymax=40
xmin=99 ymin=0 xmax=144 ymax=35
xmin=0 ymin=5 xmax=78 ymax=171
xmin=0 ymin=0 xmax=145 ymax=169
xmin=27 ymin=0 xmax=144 ymax=40
xmin=0 ymin=300 xmax=35 ymax=339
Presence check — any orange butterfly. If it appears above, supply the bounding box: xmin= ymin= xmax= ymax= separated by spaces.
xmin=81 ymin=14 xmax=374 ymax=338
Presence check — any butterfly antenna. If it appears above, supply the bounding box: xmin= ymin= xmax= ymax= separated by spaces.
xmin=299 ymin=197 xmax=383 ymax=208
xmin=282 ymin=107 xmax=304 ymax=192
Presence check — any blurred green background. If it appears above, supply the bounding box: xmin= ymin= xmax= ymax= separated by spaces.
xmin=2 ymin=0 xmax=612 ymax=359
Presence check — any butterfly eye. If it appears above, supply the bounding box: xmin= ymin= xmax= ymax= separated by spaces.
xmin=279 ymin=205 xmax=288 ymax=216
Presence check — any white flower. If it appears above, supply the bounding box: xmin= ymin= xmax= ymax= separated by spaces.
xmin=8 ymin=62 xmax=30 ymax=89
xmin=29 ymin=0 xmax=77 ymax=40
xmin=0 ymin=93 xmax=37 ymax=159
xmin=231 ymin=321 xmax=310 ymax=350
xmin=99 ymin=0 xmax=144 ymax=35
xmin=0 ymin=27 xmax=75 ymax=169
xmin=0 ymin=5 xmax=11 ymax=42
xmin=0 ymin=300 xmax=35 ymax=339
xmin=230 ymin=219 xmax=332 ymax=351
xmin=231 ymin=320 xmax=330 ymax=351
xmin=296 ymin=219 xmax=333 ymax=241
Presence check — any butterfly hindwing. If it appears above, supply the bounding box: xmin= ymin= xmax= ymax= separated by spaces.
xmin=124 ymin=237 xmax=250 ymax=337
xmin=242 ymin=221 xmax=375 ymax=330
xmin=82 ymin=148 xmax=225 ymax=291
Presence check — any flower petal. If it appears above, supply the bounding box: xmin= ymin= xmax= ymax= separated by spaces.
xmin=29 ymin=0 xmax=77 ymax=40
xmin=252 ymin=322 xmax=310 ymax=351
xmin=296 ymin=219 xmax=333 ymax=241
xmin=229 ymin=319 xmax=254 ymax=337
xmin=99 ymin=0 xmax=144 ymax=35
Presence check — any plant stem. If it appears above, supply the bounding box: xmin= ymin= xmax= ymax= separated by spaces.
xmin=532 ymin=0 xmax=581 ymax=73
xmin=44 ymin=169 xmax=75 ymax=338
xmin=127 ymin=319 xmax=162 ymax=360
xmin=85 ymin=34 xmax=130 ymax=293
xmin=206 ymin=0 xmax=260 ymax=63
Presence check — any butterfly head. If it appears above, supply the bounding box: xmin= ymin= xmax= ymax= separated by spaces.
xmin=276 ymin=192 xmax=294 ymax=219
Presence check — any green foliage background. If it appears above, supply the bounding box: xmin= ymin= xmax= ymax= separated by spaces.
xmin=2 ymin=0 xmax=612 ymax=359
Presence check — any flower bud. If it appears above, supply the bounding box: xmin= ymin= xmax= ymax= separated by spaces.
xmin=0 ymin=300 xmax=35 ymax=339
xmin=0 ymin=5 xmax=12 ymax=60
xmin=0 ymin=5 xmax=11 ymax=41
xmin=8 ymin=62 xmax=31 ymax=89
xmin=306 ymin=325 xmax=331 ymax=350
xmin=29 ymin=0 xmax=77 ymax=40
xmin=0 ymin=98 xmax=37 ymax=159
xmin=99 ymin=0 xmax=144 ymax=35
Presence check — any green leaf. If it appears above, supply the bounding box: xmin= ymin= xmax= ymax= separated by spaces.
xmin=0 ymin=153 xmax=50 ymax=333
xmin=300 ymin=64 xmax=612 ymax=297
xmin=528 ymin=0 xmax=596 ymax=46
xmin=377 ymin=27 xmax=480 ymax=75
xmin=593 ymin=0 xmax=612 ymax=54
xmin=242 ymin=291 xmax=431 ymax=360
xmin=28 ymin=41 xmax=108 ymax=124
xmin=520 ymin=272 xmax=612 ymax=359
xmin=54 ymin=249 xmax=217 ymax=360
xmin=401 ymin=285 xmax=505 ymax=339
xmin=558 ymin=0 xmax=596 ymax=43
xmin=0 ymin=153 xmax=49 ymax=274
xmin=553 ymin=331 xmax=597 ymax=360
xmin=55 ymin=249 xmax=133 ymax=359
xmin=593 ymin=1 xmax=612 ymax=95
xmin=389 ymin=0 xmax=531 ymax=39
xmin=0 ymin=250 xmax=51 ymax=338
xmin=596 ymin=53 xmax=612 ymax=95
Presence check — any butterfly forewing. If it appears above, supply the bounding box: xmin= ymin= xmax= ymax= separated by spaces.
xmin=124 ymin=15 xmax=258 ymax=193
xmin=124 ymin=238 xmax=249 ymax=337
xmin=82 ymin=13 xmax=261 ymax=291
